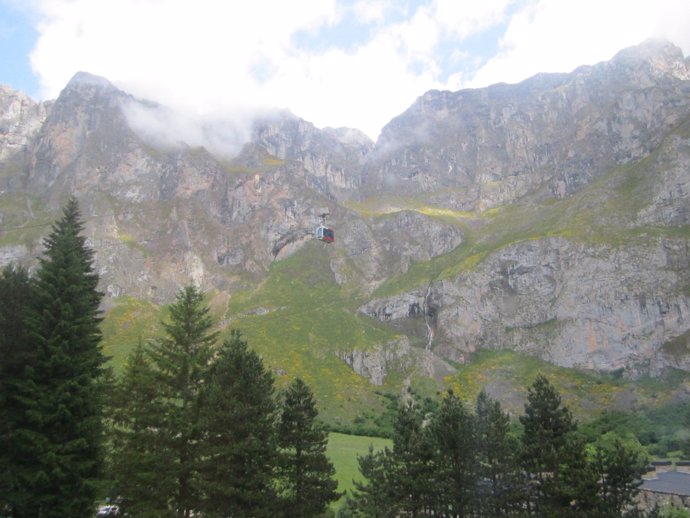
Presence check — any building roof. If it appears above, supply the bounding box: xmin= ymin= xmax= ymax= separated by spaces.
xmin=640 ymin=471 xmax=690 ymax=497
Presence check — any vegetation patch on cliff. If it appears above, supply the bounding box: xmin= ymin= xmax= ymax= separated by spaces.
xmin=225 ymin=241 xmax=403 ymax=429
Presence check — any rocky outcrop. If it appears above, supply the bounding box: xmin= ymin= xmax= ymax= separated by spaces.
xmin=636 ymin=132 xmax=690 ymax=227
xmin=336 ymin=336 xmax=455 ymax=385
xmin=251 ymin=112 xmax=372 ymax=200
xmin=362 ymin=236 xmax=690 ymax=377
xmin=0 ymin=86 xmax=49 ymax=163
xmin=0 ymin=85 xmax=49 ymax=195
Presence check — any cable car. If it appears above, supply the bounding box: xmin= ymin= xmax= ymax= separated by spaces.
xmin=316 ymin=225 xmax=335 ymax=243
xmin=315 ymin=212 xmax=334 ymax=243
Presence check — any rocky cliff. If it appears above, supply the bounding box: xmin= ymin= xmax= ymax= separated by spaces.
xmin=362 ymin=39 xmax=690 ymax=210
xmin=0 ymin=39 xmax=688 ymax=388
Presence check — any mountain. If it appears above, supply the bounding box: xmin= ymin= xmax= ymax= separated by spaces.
xmin=1 ymin=39 xmax=689 ymax=426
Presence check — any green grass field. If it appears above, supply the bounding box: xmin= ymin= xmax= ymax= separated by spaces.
xmin=326 ymin=432 xmax=391 ymax=507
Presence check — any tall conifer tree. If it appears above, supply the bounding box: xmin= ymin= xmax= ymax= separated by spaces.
xmin=276 ymin=378 xmax=340 ymax=517
xmin=389 ymin=400 xmax=435 ymax=517
xmin=475 ymin=390 xmax=521 ymax=516
xmin=428 ymin=390 xmax=478 ymax=517
xmin=346 ymin=446 xmax=398 ymax=518
xmin=593 ymin=436 xmax=646 ymax=516
xmin=0 ymin=265 xmax=36 ymax=516
xmin=147 ymin=285 xmax=218 ymax=518
xmin=23 ymin=197 xmax=106 ymax=517
xmin=197 ymin=330 xmax=277 ymax=517
xmin=520 ymin=374 xmax=583 ymax=516
xmin=110 ymin=342 xmax=173 ymax=517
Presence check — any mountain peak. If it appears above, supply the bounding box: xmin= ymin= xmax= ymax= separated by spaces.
xmin=63 ymin=71 xmax=119 ymax=96
xmin=611 ymin=39 xmax=689 ymax=81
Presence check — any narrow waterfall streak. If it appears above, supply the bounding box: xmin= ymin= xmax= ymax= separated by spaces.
xmin=423 ymin=283 xmax=434 ymax=350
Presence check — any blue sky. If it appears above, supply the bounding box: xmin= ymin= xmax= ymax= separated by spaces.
xmin=2 ymin=0 xmax=689 ymax=140
xmin=0 ymin=1 xmax=38 ymax=96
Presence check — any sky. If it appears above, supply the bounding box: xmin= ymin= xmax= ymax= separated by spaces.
xmin=1 ymin=0 xmax=689 ymax=141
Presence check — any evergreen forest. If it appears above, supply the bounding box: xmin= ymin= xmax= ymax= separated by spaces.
xmin=1 ymin=200 xmax=688 ymax=518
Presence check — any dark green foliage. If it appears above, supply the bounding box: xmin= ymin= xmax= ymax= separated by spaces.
xmin=197 ymin=329 xmax=277 ymax=517
xmin=0 ymin=265 xmax=35 ymax=515
xmin=593 ymin=437 xmax=646 ymax=517
xmin=347 ymin=392 xmax=481 ymax=517
xmin=110 ymin=290 xmax=287 ymax=517
xmin=520 ymin=374 xmax=577 ymax=475
xmin=428 ymin=390 xmax=478 ymax=517
xmin=389 ymin=400 xmax=436 ymax=517
xmin=109 ymin=342 xmax=173 ymax=517
xmin=555 ymin=433 xmax=601 ymax=516
xmin=475 ymin=390 xmax=522 ymax=517
xmin=520 ymin=374 xmax=580 ymax=515
xmin=345 ymin=399 xmax=439 ymax=518
xmin=581 ymin=410 xmax=640 ymax=443
xmin=6 ymin=198 xmax=107 ymax=517
xmin=111 ymin=285 xmax=218 ymax=517
xmin=147 ymin=285 xmax=218 ymax=517
xmin=346 ymin=446 xmax=398 ymax=518
xmin=276 ymin=378 xmax=340 ymax=517
xmin=581 ymin=403 xmax=690 ymax=457
xmin=347 ymin=376 xmax=649 ymax=517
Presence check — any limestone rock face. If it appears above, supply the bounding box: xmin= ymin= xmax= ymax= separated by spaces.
xmin=362 ymin=237 xmax=689 ymax=376
xmin=361 ymin=40 xmax=690 ymax=211
xmin=0 ymin=40 xmax=689 ymax=380
xmin=336 ymin=337 xmax=455 ymax=386
xmin=351 ymin=40 xmax=690 ymax=378
xmin=0 ymin=86 xmax=49 ymax=164
xmin=250 ymin=113 xmax=372 ymax=200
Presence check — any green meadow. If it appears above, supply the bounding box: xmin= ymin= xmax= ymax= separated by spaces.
xmin=326 ymin=432 xmax=391 ymax=507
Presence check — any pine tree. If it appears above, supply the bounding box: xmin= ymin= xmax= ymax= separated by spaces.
xmin=276 ymin=378 xmax=340 ymax=517
xmin=475 ymin=390 xmax=521 ymax=516
xmin=593 ymin=435 xmax=646 ymax=516
xmin=0 ymin=265 xmax=36 ymax=516
xmin=346 ymin=445 xmax=398 ymax=518
xmin=557 ymin=433 xmax=601 ymax=515
xmin=146 ymin=285 xmax=219 ymax=518
xmin=197 ymin=329 xmax=277 ymax=518
xmin=21 ymin=197 xmax=107 ymax=517
xmin=428 ymin=390 xmax=478 ymax=517
xmin=520 ymin=374 xmax=580 ymax=516
xmin=109 ymin=342 xmax=174 ymax=517
xmin=389 ymin=400 xmax=435 ymax=517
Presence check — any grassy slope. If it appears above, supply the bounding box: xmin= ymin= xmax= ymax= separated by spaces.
xmin=100 ymin=296 xmax=690 ymax=432
xmin=224 ymin=240 xmax=405 ymax=428
xmin=0 ymin=194 xmax=53 ymax=246
xmin=448 ymin=349 xmax=690 ymax=421
xmin=100 ymin=296 xmax=165 ymax=371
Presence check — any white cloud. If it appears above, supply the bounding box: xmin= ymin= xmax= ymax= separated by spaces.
xmin=31 ymin=0 xmax=338 ymax=110
xmin=25 ymin=0 xmax=690 ymax=144
xmin=351 ymin=0 xmax=393 ymax=24
xmin=432 ymin=0 xmax=511 ymax=38
xmin=467 ymin=0 xmax=690 ymax=89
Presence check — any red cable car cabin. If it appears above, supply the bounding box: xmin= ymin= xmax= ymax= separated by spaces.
xmin=316 ymin=225 xmax=334 ymax=243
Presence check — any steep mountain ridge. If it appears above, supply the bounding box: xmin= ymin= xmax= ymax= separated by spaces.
xmin=0 ymin=40 xmax=688 ymax=411
xmin=362 ymin=39 xmax=690 ymax=211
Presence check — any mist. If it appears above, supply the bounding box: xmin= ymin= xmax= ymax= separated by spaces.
xmin=122 ymin=99 xmax=257 ymax=159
